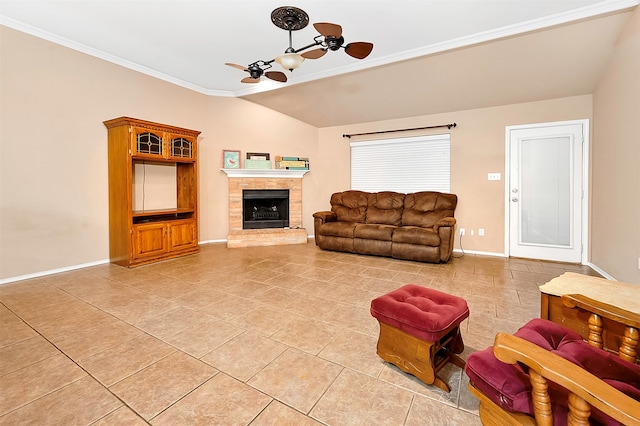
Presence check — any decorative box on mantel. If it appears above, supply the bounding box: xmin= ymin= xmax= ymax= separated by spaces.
xmin=221 ymin=168 xmax=310 ymax=248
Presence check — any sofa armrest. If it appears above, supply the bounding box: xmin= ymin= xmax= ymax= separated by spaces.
xmin=434 ymin=216 xmax=456 ymax=232
xmin=313 ymin=211 xmax=336 ymax=246
xmin=434 ymin=217 xmax=456 ymax=262
xmin=312 ymin=211 xmax=337 ymax=223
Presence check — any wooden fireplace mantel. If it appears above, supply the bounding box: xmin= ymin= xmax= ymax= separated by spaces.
xmin=221 ymin=169 xmax=309 ymax=179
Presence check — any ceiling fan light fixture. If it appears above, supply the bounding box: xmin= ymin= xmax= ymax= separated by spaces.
xmin=275 ymin=52 xmax=305 ymax=71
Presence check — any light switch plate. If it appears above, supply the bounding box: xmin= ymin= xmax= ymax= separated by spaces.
xmin=488 ymin=173 xmax=501 ymax=181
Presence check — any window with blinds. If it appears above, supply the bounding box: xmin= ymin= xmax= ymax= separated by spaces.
xmin=350 ymin=134 xmax=451 ymax=193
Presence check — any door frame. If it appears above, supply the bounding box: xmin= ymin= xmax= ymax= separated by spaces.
xmin=503 ymin=119 xmax=590 ymax=264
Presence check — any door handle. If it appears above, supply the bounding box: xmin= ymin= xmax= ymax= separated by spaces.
xmin=512 ymin=197 xmax=519 ymax=202
xmin=512 ymin=188 xmax=518 ymax=193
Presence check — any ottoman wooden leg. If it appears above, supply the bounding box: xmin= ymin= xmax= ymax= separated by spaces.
xmin=376 ymin=322 xmax=466 ymax=393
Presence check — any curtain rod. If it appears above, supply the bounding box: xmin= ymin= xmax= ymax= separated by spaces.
xmin=342 ymin=123 xmax=457 ymax=139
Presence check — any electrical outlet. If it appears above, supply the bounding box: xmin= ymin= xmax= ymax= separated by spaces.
xmin=638 ymin=257 xmax=640 ymax=270
xmin=471 ymin=229 xmax=474 ymax=236
xmin=479 ymin=228 xmax=485 ymax=236
xmin=460 ymin=228 xmax=465 ymax=236
xmin=488 ymin=173 xmax=501 ymax=181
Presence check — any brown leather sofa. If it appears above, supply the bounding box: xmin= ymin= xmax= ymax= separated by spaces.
xmin=313 ymin=190 xmax=457 ymax=263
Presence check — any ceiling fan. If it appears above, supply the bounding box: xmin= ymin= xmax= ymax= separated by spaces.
xmin=225 ymin=6 xmax=374 ymax=84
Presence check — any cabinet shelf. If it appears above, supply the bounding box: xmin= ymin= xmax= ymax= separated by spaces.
xmin=132 ymin=208 xmax=195 ymax=217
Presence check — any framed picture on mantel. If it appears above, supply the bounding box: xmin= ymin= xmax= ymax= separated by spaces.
xmin=222 ymin=150 xmax=241 ymax=168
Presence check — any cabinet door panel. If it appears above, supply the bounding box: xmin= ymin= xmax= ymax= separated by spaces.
xmin=131 ymin=127 xmax=165 ymax=159
xmin=167 ymin=133 xmax=196 ymax=161
xmin=132 ymin=223 xmax=168 ymax=259
xmin=168 ymin=220 xmax=197 ymax=251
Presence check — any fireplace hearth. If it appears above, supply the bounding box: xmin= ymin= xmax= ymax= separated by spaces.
xmin=243 ymin=189 xmax=289 ymax=229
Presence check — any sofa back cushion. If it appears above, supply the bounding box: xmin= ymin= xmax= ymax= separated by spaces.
xmin=365 ymin=191 xmax=405 ymax=226
xmin=330 ymin=190 xmax=369 ymax=222
xmin=402 ymin=192 xmax=457 ymax=228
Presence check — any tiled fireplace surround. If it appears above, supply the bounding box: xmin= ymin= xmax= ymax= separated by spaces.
xmin=224 ymin=170 xmax=309 ymax=248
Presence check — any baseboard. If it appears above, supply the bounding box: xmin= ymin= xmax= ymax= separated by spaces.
xmin=452 ymin=249 xmax=506 ymax=258
xmin=586 ymin=262 xmax=616 ymax=280
xmin=0 ymin=259 xmax=110 ymax=285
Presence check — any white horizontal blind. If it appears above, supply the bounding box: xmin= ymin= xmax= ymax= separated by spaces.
xmin=351 ymin=134 xmax=450 ymax=193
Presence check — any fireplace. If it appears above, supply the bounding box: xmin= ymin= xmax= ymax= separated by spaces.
xmin=223 ymin=169 xmax=309 ymax=248
xmin=243 ymin=189 xmax=289 ymax=229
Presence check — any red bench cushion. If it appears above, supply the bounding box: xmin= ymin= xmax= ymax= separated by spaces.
xmin=370 ymin=284 xmax=469 ymax=342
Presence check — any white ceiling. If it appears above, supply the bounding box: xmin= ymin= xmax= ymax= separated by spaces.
xmin=1 ymin=0 xmax=638 ymax=126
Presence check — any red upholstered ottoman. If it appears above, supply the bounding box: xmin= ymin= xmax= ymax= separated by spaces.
xmin=370 ymin=284 xmax=469 ymax=392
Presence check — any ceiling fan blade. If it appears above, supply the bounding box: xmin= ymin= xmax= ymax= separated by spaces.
xmin=241 ymin=77 xmax=261 ymax=83
xmin=301 ymin=48 xmax=327 ymax=59
xmin=344 ymin=42 xmax=374 ymax=59
xmin=313 ymin=22 xmax=342 ymax=38
xmin=265 ymin=71 xmax=288 ymax=83
xmin=225 ymin=62 xmax=248 ymax=71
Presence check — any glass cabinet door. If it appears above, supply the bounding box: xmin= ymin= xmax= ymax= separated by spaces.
xmin=131 ymin=127 xmax=164 ymax=158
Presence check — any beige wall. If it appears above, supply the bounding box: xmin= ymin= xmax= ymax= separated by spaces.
xmin=316 ymin=96 xmax=593 ymax=255
xmin=592 ymin=6 xmax=640 ymax=284
xmin=0 ymin=26 xmax=318 ymax=280
xmin=2 ymin=12 xmax=638 ymax=283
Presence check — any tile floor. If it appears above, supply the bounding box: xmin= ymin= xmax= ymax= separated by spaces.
xmin=0 ymin=242 xmax=600 ymax=425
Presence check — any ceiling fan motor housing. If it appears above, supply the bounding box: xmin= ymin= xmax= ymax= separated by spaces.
xmin=326 ymin=36 xmax=345 ymax=51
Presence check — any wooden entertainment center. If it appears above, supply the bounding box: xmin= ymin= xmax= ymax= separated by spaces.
xmin=104 ymin=117 xmax=200 ymax=267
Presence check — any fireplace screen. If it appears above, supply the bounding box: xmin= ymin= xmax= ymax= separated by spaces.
xmin=242 ymin=189 xmax=290 ymax=229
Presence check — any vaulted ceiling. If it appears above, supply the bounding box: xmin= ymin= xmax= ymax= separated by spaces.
xmin=1 ymin=0 xmax=637 ymax=126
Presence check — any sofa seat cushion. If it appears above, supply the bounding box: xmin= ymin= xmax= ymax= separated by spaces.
xmin=317 ymin=221 xmax=358 ymax=239
xmin=465 ymin=318 xmax=640 ymax=425
xmin=392 ymin=226 xmax=440 ymax=246
xmin=370 ymin=284 xmax=469 ymax=342
xmin=354 ymin=224 xmax=396 ymax=241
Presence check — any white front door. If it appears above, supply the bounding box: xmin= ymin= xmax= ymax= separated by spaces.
xmin=507 ymin=121 xmax=586 ymax=263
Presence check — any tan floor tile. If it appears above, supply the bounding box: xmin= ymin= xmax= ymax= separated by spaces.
xmin=0 ymin=305 xmax=38 ymax=348
xmin=0 ymin=335 xmax=59 ymax=376
xmin=91 ymin=406 xmax=148 ymax=425
xmin=135 ymin=306 xmax=215 ymax=337
xmin=252 ymin=401 xmax=324 ymax=426
xmin=0 ymin=354 xmax=87 ymax=416
xmin=318 ymin=329 xmax=384 ymax=377
xmin=126 ymin=275 xmax=202 ymax=300
xmin=161 ymin=317 xmax=244 ymax=358
xmin=199 ymin=295 xmax=263 ymax=321
xmin=54 ymin=319 xmax=143 ymax=360
xmin=151 ymin=373 xmax=271 ymax=425
xmin=325 ymin=302 xmax=379 ymax=334
xmin=248 ymin=348 xmax=342 ymax=414
xmin=0 ymin=284 xmax=78 ymax=318
xmin=110 ymin=352 xmax=217 ymax=420
xmin=405 ymin=394 xmax=481 ymax=426
xmin=174 ymin=288 xmax=228 ymax=310
xmin=270 ymin=316 xmax=339 ymax=355
xmin=201 ymin=331 xmax=287 ymax=382
xmin=79 ymin=334 xmax=176 ymax=386
xmin=0 ymin=376 xmax=122 ymax=425
xmin=230 ymin=304 xmax=295 ymax=336
xmin=310 ymin=368 xmax=413 ymax=425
